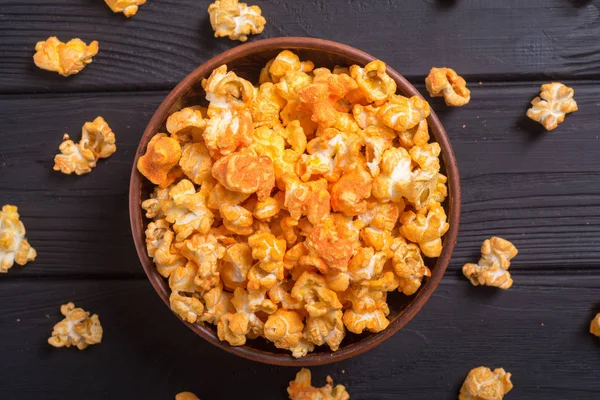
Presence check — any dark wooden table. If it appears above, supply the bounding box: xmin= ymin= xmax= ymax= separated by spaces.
xmin=2 ymin=1 xmax=600 ymax=399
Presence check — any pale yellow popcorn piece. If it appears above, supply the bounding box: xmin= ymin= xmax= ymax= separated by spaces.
xmin=459 ymin=366 xmax=513 ymax=400
xmin=400 ymin=202 xmax=449 ymax=258
xmin=391 ymin=237 xmax=430 ymax=295
xmin=177 ymin=233 xmax=226 ymax=293
xmin=590 ymin=313 xmax=600 ymax=337
xmin=208 ymin=0 xmax=266 ymax=42
xmin=34 ymin=37 xmax=98 ymax=77
xmin=170 ymin=292 xmax=204 ymax=323
xmin=288 ymin=368 xmax=350 ymax=400
xmin=349 ymin=60 xmax=396 ymax=106
xmin=201 ymin=282 xmax=234 ymax=324
xmin=144 ymin=219 xmax=185 ymax=278
xmin=425 ymin=67 xmax=470 ymax=107
xmin=462 ymin=237 xmax=518 ymax=290
xmin=0 ymin=205 xmax=37 ymax=273
xmin=221 ymin=243 xmax=252 ymax=290
xmin=54 ymin=116 xmax=116 ymax=175
xmin=48 ymin=302 xmax=103 ymax=350
xmin=175 ymin=392 xmax=199 ymax=400
xmin=341 ymin=286 xmax=390 ymax=334
xmin=260 ymin=50 xmax=315 ymax=84
xmin=526 ymin=82 xmax=578 ymax=131
xmin=169 ymin=261 xmax=198 ymax=294
xmin=247 ymin=231 xmax=286 ymax=290
xmin=166 ymin=180 xmax=214 ymax=241
xmin=104 ymin=0 xmax=146 ymax=17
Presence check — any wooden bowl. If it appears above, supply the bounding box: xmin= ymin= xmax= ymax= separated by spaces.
xmin=129 ymin=37 xmax=461 ymax=366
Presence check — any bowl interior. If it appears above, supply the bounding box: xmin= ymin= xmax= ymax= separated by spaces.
xmin=130 ymin=38 xmax=460 ymax=366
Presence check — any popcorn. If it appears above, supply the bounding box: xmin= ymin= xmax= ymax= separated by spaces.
xmin=377 ymin=95 xmax=430 ymax=132
xmin=400 ymin=202 xmax=449 ymax=258
xmin=175 ymin=393 xmax=199 ymax=400
xmin=48 ymin=303 xmax=102 ymax=350
xmin=459 ymin=367 xmax=513 ymax=400
xmin=170 ymin=292 xmax=204 ymax=323
xmin=425 ymin=67 xmax=470 ymax=107
xmin=341 ymin=286 xmax=390 ymax=334
xmin=0 ymin=205 xmax=37 ymax=273
xmin=104 ymin=0 xmax=146 ymax=18
xmin=211 ymin=149 xmax=275 ymax=201
xmin=208 ymin=0 xmax=266 ymax=42
xmin=288 ymin=368 xmax=350 ymax=400
xmin=349 ymin=60 xmax=397 ymax=106
xmin=33 ymin=37 xmax=98 ymax=77
xmin=167 ymin=107 xmax=206 ymax=144
xmin=590 ymin=313 xmax=600 ymax=337
xmin=527 ymin=82 xmax=578 ymax=131
xmin=139 ymin=53 xmax=449 ymax=357
xmin=137 ymin=133 xmax=182 ymax=188
xmin=462 ymin=237 xmax=518 ymax=290
xmin=54 ymin=116 xmax=116 ymax=175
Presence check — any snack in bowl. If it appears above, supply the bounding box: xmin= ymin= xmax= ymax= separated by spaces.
xmin=0 ymin=204 xmax=37 ymax=273
xmin=33 ymin=36 xmax=98 ymax=77
xmin=136 ymin=50 xmax=450 ymax=358
xmin=288 ymin=368 xmax=350 ymax=400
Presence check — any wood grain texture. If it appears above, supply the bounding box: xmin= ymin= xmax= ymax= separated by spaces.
xmin=1 ymin=83 xmax=599 ymax=276
xmin=0 ymin=277 xmax=598 ymax=399
xmin=2 ymin=0 xmax=600 ymax=93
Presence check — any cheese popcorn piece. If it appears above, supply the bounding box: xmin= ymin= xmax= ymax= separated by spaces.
xmin=54 ymin=116 xmax=117 ymax=175
xmin=391 ymin=238 xmax=430 ymax=295
xmin=527 ymin=82 xmax=578 ymax=131
xmin=217 ymin=312 xmax=250 ymax=346
xmin=175 ymin=393 xmax=199 ymax=400
xmin=282 ymin=173 xmax=331 ymax=224
xmin=137 ymin=133 xmax=182 ymax=188
xmin=48 ymin=303 xmax=103 ymax=350
xmin=261 ymin=50 xmax=315 ymax=84
xmin=208 ymin=0 xmax=266 ymax=42
xmin=342 ymin=286 xmax=390 ymax=334
xmin=459 ymin=367 xmax=513 ymax=400
xmin=166 ymin=180 xmax=214 ymax=241
xmin=400 ymin=202 xmax=449 ymax=258
xmin=304 ymin=216 xmax=355 ymax=273
xmin=211 ymin=149 xmax=275 ymax=201
xmin=590 ymin=313 xmax=600 ymax=337
xmin=372 ymin=147 xmax=413 ymax=203
xmin=179 ymin=143 xmax=213 ymax=186
xmin=221 ymin=242 xmax=252 ymax=290
xmin=0 ymin=205 xmax=37 ymax=273
xmin=349 ymin=60 xmax=396 ymax=106
xmin=264 ymin=309 xmax=305 ymax=355
xmin=288 ymin=368 xmax=350 ymax=400
xmin=425 ymin=67 xmax=470 ymax=107
xmin=201 ymin=283 xmax=234 ymax=324
xmin=250 ymin=82 xmax=286 ymax=128
xmin=170 ymin=292 xmax=204 ymax=323
xmin=220 ymin=204 xmax=253 ymax=235
xmin=104 ymin=0 xmax=146 ymax=17
xmin=202 ymin=65 xmax=256 ymax=114
xmin=247 ymin=231 xmax=286 ymax=290
xmin=33 ymin=37 xmax=98 ymax=77
xmin=378 ymin=94 xmax=430 ymax=132
xmin=462 ymin=237 xmax=518 ymax=290
xmin=331 ymin=167 xmax=373 ymax=217
xmin=144 ymin=219 xmax=185 ymax=278
xmin=167 ymin=107 xmax=207 ymax=144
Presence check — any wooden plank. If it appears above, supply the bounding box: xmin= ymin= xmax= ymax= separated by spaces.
xmin=2 ymin=0 xmax=600 ymax=93
xmin=1 ymin=82 xmax=599 ymax=277
xmin=0 ymin=277 xmax=598 ymax=399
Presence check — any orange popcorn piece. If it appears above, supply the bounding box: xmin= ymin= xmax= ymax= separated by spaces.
xmin=34 ymin=37 xmax=98 ymax=77
xmin=175 ymin=392 xmax=199 ymax=400
xmin=165 ymin=180 xmax=214 ymax=241
xmin=269 ymin=279 xmax=304 ymax=310
xmin=176 ymin=233 xmax=226 ymax=293
xmin=264 ymin=309 xmax=306 ymax=356
xmin=203 ymin=108 xmax=253 ymax=157
xmin=179 ymin=142 xmax=213 ymax=186
xmin=207 ymin=183 xmax=250 ymax=209
xmin=304 ymin=309 xmax=345 ymax=351
xmin=217 ymin=312 xmax=250 ymax=346
xmin=220 ymin=204 xmax=254 ymax=235
xmin=202 ymin=65 xmax=256 ymax=114
xmin=425 ymin=67 xmax=470 ymax=107
xmin=211 ymin=149 xmax=275 ymax=201
xmin=0 ymin=204 xmax=37 ymax=273
xmin=377 ymin=94 xmax=430 ymax=132
xmin=144 ymin=219 xmax=185 ymax=278
xmin=208 ymin=0 xmax=266 ymax=42
xmin=170 ymin=292 xmax=204 ymax=323
xmin=48 ymin=302 xmax=103 ymax=350
xmin=250 ymin=82 xmax=286 ymax=128
xmin=166 ymin=107 xmax=206 ymax=144
xmin=304 ymin=216 xmax=355 ymax=273
xmin=331 ymin=167 xmax=373 ymax=217
xmin=371 ymin=147 xmax=413 ymax=203
xmin=527 ymin=82 xmax=578 ymax=131
xmin=137 ymin=133 xmax=182 ymax=188
xmin=221 ymin=242 xmax=252 ymax=290
xmin=247 ymin=231 xmax=286 ymax=290
xmin=398 ymin=118 xmax=430 ymax=149
xmin=459 ymin=367 xmax=513 ymax=400
xmin=288 ymin=368 xmax=350 ymax=400
xmin=341 ymin=285 xmax=390 ymax=334
xmin=391 ymin=238 xmax=430 ymax=295
xmin=360 ymin=125 xmax=396 ymax=177
xmin=590 ymin=313 xmax=600 ymax=337
xmin=104 ymin=0 xmax=146 ymax=18
xmin=168 ymin=261 xmax=199 ymax=294
xmin=282 ymin=173 xmax=331 ymax=224
xmin=262 ymin=50 xmax=315 ymax=84
xmin=253 ymin=196 xmax=280 ymax=221
xmin=462 ymin=237 xmax=518 ymax=290
xmin=201 ymin=282 xmax=234 ymax=324
xmin=400 ymin=202 xmax=449 ymax=258
xmin=350 ymin=60 xmax=396 ymax=106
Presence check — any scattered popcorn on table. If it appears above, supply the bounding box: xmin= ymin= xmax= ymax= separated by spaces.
xmin=208 ymin=0 xmax=266 ymax=42
xmin=104 ymin=0 xmax=146 ymax=17
xmin=137 ymin=51 xmax=450 ymax=357
xmin=459 ymin=366 xmax=513 ymax=400
xmin=48 ymin=303 xmax=103 ymax=350
xmin=33 ymin=37 xmax=98 ymax=77
xmin=590 ymin=313 xmax=600 ymax=337
xmin=175 ymin=392 xmax=199 ymax=400
xmin=462 ymin=237 xmax=518 ymax=290
xmin=0 ymin=205 xmax=37 ymax=273
xmin=425 ymin=67 xmax=470 ymax=107
xmin=526 ymin=82 xmax=578 ymax=131
xmin=288 ymin=368 xmax=350 ymax=400
xmin=54 ymin=116 xmax=116 ymax=175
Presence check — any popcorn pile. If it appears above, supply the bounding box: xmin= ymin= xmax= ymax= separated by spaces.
xmin=288 ymin=368 xmax=349 ymax=400
xmin=137 ymin=50 xmax=450 ymax=357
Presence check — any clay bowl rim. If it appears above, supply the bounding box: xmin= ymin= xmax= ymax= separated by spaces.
xmin=129 ymin=37 xmax=461 ymax=366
